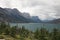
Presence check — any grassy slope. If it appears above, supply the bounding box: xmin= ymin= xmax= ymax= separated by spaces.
xmin=0 ymin=35 xmax=32 ymax=40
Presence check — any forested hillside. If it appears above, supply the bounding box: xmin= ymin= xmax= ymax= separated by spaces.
xmin=0 ymin=22 xmax=60 ymax=40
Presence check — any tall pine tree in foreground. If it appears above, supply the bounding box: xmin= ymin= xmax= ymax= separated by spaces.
xmin=51 ymin=28 xmax=59 ymax=40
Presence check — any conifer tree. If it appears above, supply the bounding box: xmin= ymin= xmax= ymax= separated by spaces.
xmin=52 ymin=28 xmax=59 ymax=40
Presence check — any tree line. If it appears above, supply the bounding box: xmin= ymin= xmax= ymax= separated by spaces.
xmin=0 ymin=22 xmax=60 ymax=40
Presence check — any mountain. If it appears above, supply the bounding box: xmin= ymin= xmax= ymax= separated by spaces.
xmin=0 ymin=7 xmax=60 ymax=23
xmin=0 ymin=7 xmax=43 ymax=23
xmin=21 ymin=12 xmax=31 ymax=19
xmin=0 ymin=7 xmax=34 ymax=23
xmin=31 ymin=16 xmax=42 ymax=23
xmin=48 ymin=18 xmax=60 ymax=23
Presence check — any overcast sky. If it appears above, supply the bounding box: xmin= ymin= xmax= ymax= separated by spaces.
xmin=0 ymin=0 xmax=60 ymax=20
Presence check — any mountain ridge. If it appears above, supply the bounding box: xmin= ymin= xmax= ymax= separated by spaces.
xmin=0 ymin=7 xmax=42 ymax=23
xmin=0 ymin=7 xmax=60 ymax=23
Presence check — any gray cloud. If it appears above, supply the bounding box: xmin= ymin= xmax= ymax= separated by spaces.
xmin=0 ymin=0 xmax=60 ymax=20
xmin=53 ymin=5 xmax=60 ymax=18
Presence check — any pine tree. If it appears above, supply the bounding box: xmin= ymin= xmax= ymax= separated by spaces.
xmin=10 ymin=26 xmax=17 ymax=37
xmin=20 ymin=26 xmax=29 ymax=38
xmin=5 ymin=22 xmax=10 ymax=35
xmin=34 ymin=28 xmax=39 ymax=39
xmin=0 ymin=22 xmax=7 ymax=34
xmin=52 ymin=28 xmax=59 ymax=40
xmin=5 ymin=28 xmax=10 ymax=35
xmin=39 ymin=28 xmax=48 ymax=40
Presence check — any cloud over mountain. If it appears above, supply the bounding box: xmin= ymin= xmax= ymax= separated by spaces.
xmin=0 ymin=0 xmax=60 ymax=20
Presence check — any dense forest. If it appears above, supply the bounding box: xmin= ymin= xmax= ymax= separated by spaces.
xmin=0 ymin=22 xmax=60 ymax=40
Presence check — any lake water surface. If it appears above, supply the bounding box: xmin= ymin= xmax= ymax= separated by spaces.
xmin=10 ymin=23 xmax=60 ymax=32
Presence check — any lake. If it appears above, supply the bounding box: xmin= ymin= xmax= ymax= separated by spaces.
xmin=10 ymin=23 xmax=60 ymax=32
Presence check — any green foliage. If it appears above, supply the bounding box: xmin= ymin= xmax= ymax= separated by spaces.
xmin=5 ymin=28 xmax=10 ymax=35
xmin=5 ymin=23 xmax=10 ymax=35
xmin=0 ymin=22 xmax=60 ymax=40
xmin=20 ymin=26 xmax=29 ymax=38
xmin=0 ymin=22 xmax=6 ymax=33
xmin=34 ymin=28 xmax=39 ymax=39
xmin=34 ymin=28 xmax=49 ymax=40
xmin=10 ymin=26 xmax=17 ymax=38
xmin=51 ymin=28 xmax=60 ymax=40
